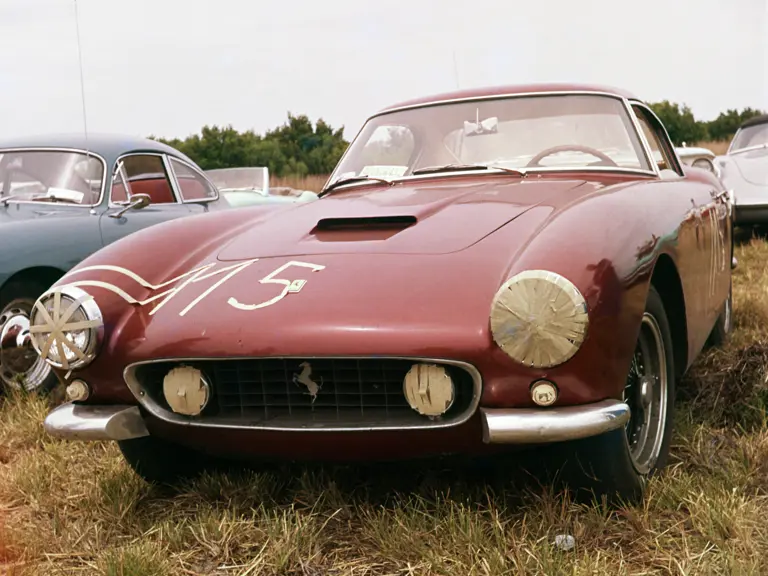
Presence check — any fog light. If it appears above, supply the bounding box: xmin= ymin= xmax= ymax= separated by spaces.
xmin=66 ymin=379 xmax=90 ymax=402
xmin=162 ymin=366 xmax=211 ymax=416
xmin=531 ymin=379 xmax=558 ymax=406
xmin=403 ymin=363 xmax=455 ymax=417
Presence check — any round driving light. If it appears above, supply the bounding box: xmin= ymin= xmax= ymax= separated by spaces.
xmin=28 ymin=286 xmax=104 ymax=371
xmin=403 ymin=363 xmax=455 ymax=417
xmin=162 ymin=365 xmax=211 ymax=416
xmin=490 ymin=270 xmax=588 ymax=369
xmin=530 ymin=379 xmax=558 ymax=406
xmin=66 ymin=379 xmax=90 ymax=402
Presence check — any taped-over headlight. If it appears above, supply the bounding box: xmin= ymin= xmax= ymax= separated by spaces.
xmin=490 ymin=270 xmax=588 ymax=368
xmin=29 ymin=286 xmax=104 ymax=371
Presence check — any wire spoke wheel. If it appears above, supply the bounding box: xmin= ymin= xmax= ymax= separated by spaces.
xmin=623 ymin=312 xmax=668 ymax=475
xmin=0 ymin=302 xmax=53 ymax=392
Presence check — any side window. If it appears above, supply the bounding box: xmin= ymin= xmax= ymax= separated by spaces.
xmin=112 ymin=155 xmax=177 ymax=205
xmin=169 ymin=157 xmax=217 ymax=201
xmin=632 ymin=106 xmax=678 ymax=174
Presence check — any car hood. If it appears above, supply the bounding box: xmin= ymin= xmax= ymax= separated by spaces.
xmin=217 ymin=176 xmax=588 ymax=260
xmin=729 ymin=148 xmax=768 ymax=186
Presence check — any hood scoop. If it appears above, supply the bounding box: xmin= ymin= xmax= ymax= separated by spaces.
xmin=311 ymin=215 xmax=417 ymax=242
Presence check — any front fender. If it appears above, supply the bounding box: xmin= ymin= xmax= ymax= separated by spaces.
xmin=0 ymin=215 xmax=103 ymax=290
xmin=476 ymin=179 xmax=688 ymax=404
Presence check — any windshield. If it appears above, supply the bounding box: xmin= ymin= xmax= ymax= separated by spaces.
xmin=330 ymin=94 xmax=651 ymax=184
xmin=730 ymin=123 xmax=768 ymax=152
xmin=0 ymin=150 xmax=104 ymax=204
xmin=205 ymin=167 xmax=268 ymax=194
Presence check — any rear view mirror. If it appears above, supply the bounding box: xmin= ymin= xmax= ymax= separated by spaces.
xmin=109 ymin=193 xmax=151 ymax=219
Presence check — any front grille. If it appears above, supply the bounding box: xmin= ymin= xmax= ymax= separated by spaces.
xmin=130 ymin=357 xmax=479 ymax=429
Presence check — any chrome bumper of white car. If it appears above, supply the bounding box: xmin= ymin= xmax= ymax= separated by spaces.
xmin=45 ymin=399 xmax=630 ymax=445
xmin=44 ymin=403 xmax=149 ymax=441
xmin=480 ymin=399 xmax=630 ymax=444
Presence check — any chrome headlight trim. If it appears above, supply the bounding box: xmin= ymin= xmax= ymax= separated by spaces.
xmin=29 ymin=285 xmax=104 ymax=371
xmin=490 ymin=270 xmax=589 ymax=369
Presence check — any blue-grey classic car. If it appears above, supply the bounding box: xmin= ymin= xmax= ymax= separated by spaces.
xmin=0 ymin=133 xmax=257 ymax=394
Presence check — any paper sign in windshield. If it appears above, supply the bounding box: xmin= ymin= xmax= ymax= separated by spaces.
xmin=361 ymin=165 xmax=407 ymax=178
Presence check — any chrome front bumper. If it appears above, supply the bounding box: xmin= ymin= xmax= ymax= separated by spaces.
xmin=44 ymin=403 xmax=149 ymax=441
xmin=481 ymin=399 xmax=630 ymax=443
xmin=44 ymin=399 xmax=630 ymax=445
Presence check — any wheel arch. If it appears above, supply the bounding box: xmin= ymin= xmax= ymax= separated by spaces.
xmin=649 ymin=253 xmax=688 ymax=378
xmin=0 ymin=266 xmax=67 ymax=305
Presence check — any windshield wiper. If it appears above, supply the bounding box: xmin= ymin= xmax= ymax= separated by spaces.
xmin=27 ymin=194 xmax=81 ymax=204
xmin=731 ymin=143 xmax=768 ymax=155
xmin=319 ymin=175 xmax=394 ymax=197
xmin=0 ymin=194 xmax=25 ymax=206
xmin=411 ymin=163 xmax=527 ymax=177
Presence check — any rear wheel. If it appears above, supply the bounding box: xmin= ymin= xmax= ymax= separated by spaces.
xmin=0 ymin=282 xmax=60 ymax=394
xmin=556 ymin=285 xmax=676 ymax=505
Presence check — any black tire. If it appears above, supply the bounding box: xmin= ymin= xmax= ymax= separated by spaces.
xmin=0 ymin=282 xmax=60 ymax=395
xmin=553 ymin=284 xmax=676 ymax=506
xmin=118 ymin=435 xmax=223 ymax=485
xmin=707 ymin=280 xmax=733 ymax=347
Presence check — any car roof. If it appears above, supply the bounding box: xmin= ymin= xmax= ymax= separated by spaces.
xmin=376 ymin=83 xmax=640 ymax=114
xmin=676 ymin=146 xmax=715 ymax=157
xmin=0 ymin=132 xmax=195 ymax=164
xmin=740 ymin=114 xmax=768 ymax=130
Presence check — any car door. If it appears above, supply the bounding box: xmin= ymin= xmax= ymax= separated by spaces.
xmin=631 ymin=103 xmax=728 ymax=351
xmin=99 ymin=152 xmax=199 ymax=247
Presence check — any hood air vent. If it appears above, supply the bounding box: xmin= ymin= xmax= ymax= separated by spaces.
xmin=311 ymin=215 xmax=417 ymax=242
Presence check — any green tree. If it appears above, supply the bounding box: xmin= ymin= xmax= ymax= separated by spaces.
xmin=706 ymin=107 xmax=765 ymax=142
xmin=152 ymin=114 xmax=349 ymax=177
xmin=648 ymin=101 xmax=707 ymax=145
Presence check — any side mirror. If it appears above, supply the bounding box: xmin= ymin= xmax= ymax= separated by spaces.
xmin=109 ymin=193 xmax=151 ymax=219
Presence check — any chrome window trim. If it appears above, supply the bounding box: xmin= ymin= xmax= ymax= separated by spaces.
xmin=628 ymin=100 xmax=685 ymax=177
xmin=123 ymin=355 xmax=483 ymax=432
xmin=108 ymin=152 xmax=181 ymax=208
xmin=326 ymin=90 xmax=660 ymax=191
xmin=166 ymin=155 xmax=221 ymax=204
xmin=0 ymin=146 xmax=108 ymax=207
xmin=372 ymin=89 xmax=637 ymax=116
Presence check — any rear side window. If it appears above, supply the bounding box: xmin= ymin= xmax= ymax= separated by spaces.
xmin=170 ymin=157 xmax=217 ymax=201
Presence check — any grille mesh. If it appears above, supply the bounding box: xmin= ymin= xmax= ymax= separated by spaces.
xmin=134 ymin=358 xmax=476 ymax=425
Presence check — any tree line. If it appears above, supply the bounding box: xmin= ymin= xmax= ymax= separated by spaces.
xmin=153 ymin=103 xmax=764 ymax=177
xmin=648 ymin=102 xmax=764 ymax=146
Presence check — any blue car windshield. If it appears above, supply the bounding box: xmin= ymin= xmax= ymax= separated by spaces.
xmin=0 ymin=150 xmax=105 ymax=205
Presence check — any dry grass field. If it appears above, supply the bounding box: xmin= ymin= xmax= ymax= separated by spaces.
xmin=270 ymin=174 xmax=328 ymax=193
xmin=692 ymin=141 xmax=730 ymax=155
xmin=2 ymin=230 xmax=768 ymax=575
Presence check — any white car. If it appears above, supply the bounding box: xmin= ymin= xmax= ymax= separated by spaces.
xmin=675 ymin=145 xmax=721 ymax=177
xmin=205 ymin=167 xmax=318 ymax=207
xmin=716 ymin=115 xmax=768 ymax=226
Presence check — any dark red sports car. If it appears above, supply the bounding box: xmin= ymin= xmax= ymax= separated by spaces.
xmin=33 ymin=83 xmax=733 ymax=503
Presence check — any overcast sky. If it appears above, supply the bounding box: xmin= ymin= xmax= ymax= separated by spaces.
xmin=0 ymin=0 xmax=765 ymax=141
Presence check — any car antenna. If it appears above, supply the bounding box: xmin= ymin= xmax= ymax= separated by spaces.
xmin=452 ymin=50 xmax=460 ymax=89
xmin=73 ymin=0 xmax=91 ymax=162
